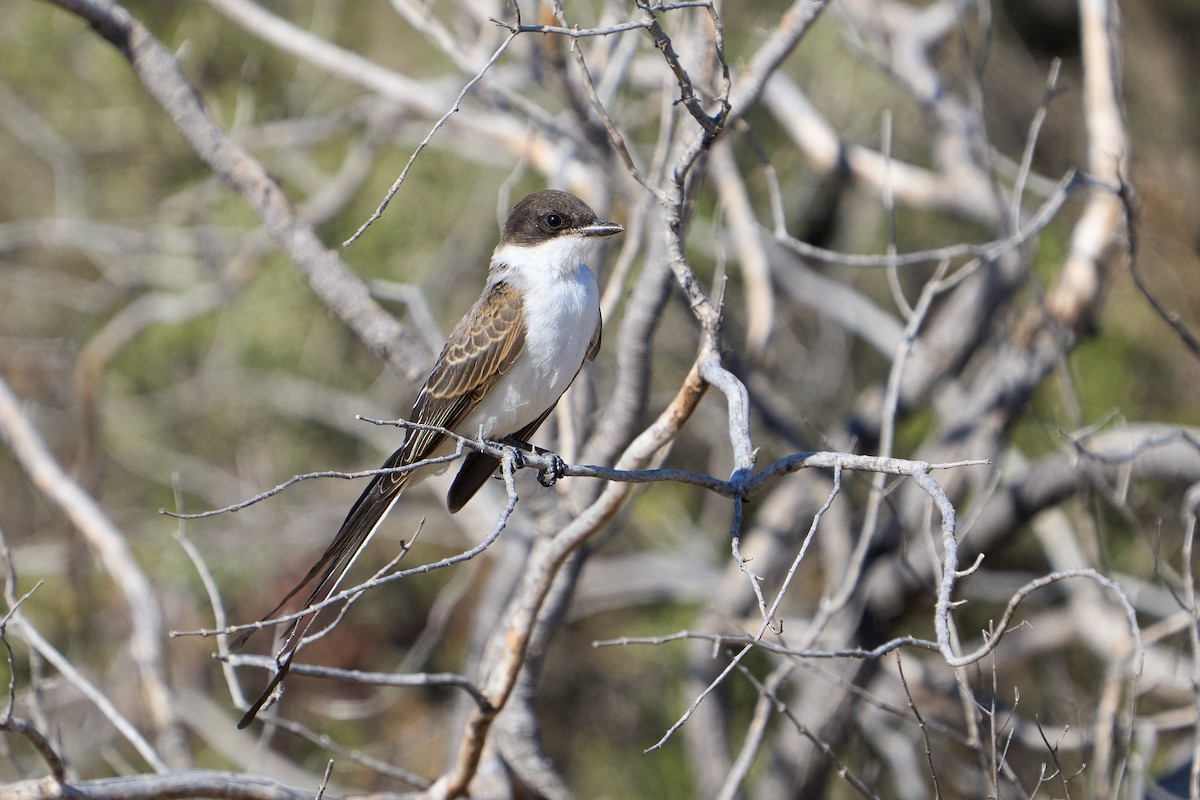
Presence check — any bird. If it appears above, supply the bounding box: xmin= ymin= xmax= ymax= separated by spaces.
xmin=235 ymin=190 xmax=623 ymax=728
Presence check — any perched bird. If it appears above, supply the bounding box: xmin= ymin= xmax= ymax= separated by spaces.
xmin=236 ymin=190 xmax=623 ymax=727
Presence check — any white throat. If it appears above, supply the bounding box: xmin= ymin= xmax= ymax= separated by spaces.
xmin=490 ymin=233 xmax=598 ymax=281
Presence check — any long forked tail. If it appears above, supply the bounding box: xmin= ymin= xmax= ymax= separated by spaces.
xmin=235 ymin=456 xmax=410 ymax=729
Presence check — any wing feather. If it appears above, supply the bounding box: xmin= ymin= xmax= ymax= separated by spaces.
xmin=400 ymin=280 xmax=526 ymax=463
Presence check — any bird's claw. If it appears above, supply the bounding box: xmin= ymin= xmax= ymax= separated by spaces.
xmin=537 ymin=452 xmax=567 ymax=487
xmin=502 ymin=437 xmax=566 ymax=487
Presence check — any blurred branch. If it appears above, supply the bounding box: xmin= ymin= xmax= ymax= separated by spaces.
xmin=206 ymin=0 xmax=443 ymax=112
xmin=723 ymin=0 xmax=829 ymax=130
xmin=1044 ymin=0 xmax=1128 ymax=330
xmin=207 ymin=0 xmax=603 ymax=202
xmin=47 ymin=0 xmax=430 ymax=383
xmin=770 ymin=249 xmax=905 ymax=357
xmin=842 ymin=0 xmax=1005 ymax=226
xmin=773 ymin=169 xmax=1080 ymax=268
xmin=0 ymin=545 xmax=65 ymax=785
xmin=0 ymin=82 xmax=85 ymax=219
xmin=73 ymin=282 xmax=228 ymax=471
xmin=4 ymin=611 xmax=167 ymax=774
xmin=971 ymin=424 xmax=1200 ymax=545
xmin=225 ymin=653 xmax=490 ymax=710
xmin=1121 ymin=181 xmax=1200 ymax=360
xmin=764 ymin=72 xmax=1002 ymax=226
xmin=342 ymin=30 xmax=519 ymax=246
xmin=253 ymin=714 xmax=429 ymax=791
xmin=711 ymin=140 xmax=774 ymax=358
xmin=0 ymin=772 xmax=330 ymax=800
xmin=0 ymin=371 xmax=183 ymax=767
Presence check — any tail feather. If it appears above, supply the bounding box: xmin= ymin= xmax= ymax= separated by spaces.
xmin=235 ymin=461 xmax=409 ymax=729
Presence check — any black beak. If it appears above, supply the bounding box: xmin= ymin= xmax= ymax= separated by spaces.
xmin=578 ymin=221 xmax=625 ymax=238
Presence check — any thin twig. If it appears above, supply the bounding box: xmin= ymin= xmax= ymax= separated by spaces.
xmin=0 ymin=549 xmax=64 ymax=784
xmin=636 ymin=0 xmax=726 ymax=138
xmin=775 ymin=169 xmax=1080 ymax=268
xmin=733 ymin=662 xmax=881 ymax=799
xmin=0 ymin=368 xmax=181 ymax=763
xmin=1011 ymin=58 xmax=1063 ymax=228
xmin=593 ymin=631 xmax=940 ymax=659
xmin=166 ymin=412 xmax=990 ymax=521
xmin=897 ymin=653 xmax=942 ymax=799
xmin=1119 ymin=178 xmax=1200 ymax=360
xmin=168 ymin=476 xmax=247 ymax=711
xmin=342 ymin=30 xmax=520 ymax=246
xmin=225 ymin=654 xmax=492 ymax=712
xmin=172 ymin=458 xmax=520 ymax=642
xmin=314 ymin=761 xmax=334 ymax=800
xmin=6 ymin=613 xmax=168 ymax=773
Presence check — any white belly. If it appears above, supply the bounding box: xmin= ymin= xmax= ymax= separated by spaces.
xmin=454 ymin=265 xmax=599 ymax=441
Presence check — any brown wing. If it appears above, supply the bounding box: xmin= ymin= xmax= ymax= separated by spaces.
xmin=316 ymin=280 xmax=527 ymax=548
xmin=235 ymin=281 xmax=525 ymax=728
xmin=445 ymin=314 xmax=601 ymax=513
xmin=402 ymin=280 xmax=527 ymax=462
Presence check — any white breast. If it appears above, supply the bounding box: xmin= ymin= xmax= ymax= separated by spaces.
xmin=453 ymin=236 xmax=600 ymax=441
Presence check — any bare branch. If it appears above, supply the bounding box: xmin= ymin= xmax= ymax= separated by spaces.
xmin=0 ymin=771 xmax=327 ymax=800
xmin=225 ymin=654 xmax=491 ymax=711
xmin=0 ymin=370 xmax=182 ymax=765
xmin=5 ymin=612 xmax=167 ymax=773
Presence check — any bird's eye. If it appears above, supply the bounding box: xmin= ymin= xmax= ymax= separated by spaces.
xmin=545 ymin=213 xmax=563 ymax=229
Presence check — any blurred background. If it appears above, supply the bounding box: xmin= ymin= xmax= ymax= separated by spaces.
xmin=1 ymin=1 xmax=1199 ymax=798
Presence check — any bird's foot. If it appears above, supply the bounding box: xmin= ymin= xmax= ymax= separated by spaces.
xmin=505 ymin=444 xmax=528 ymax=472
xmin=535 ymin=448 xmax=567 ymax=487
xmin=502 ymin=438 xmax=567 ymax=487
